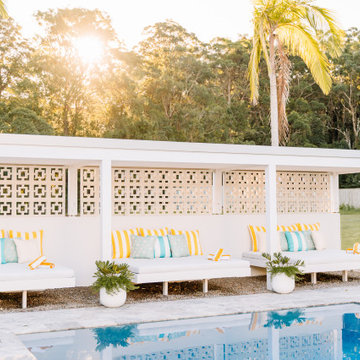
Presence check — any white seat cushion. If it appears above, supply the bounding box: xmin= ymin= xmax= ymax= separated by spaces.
xmin=116 ymin=256 xmax=249 ymax=274
xmin=0 ymin=263 xmax=74 ymax=281
xmin=243 ymin=249 xmax=360 ymax=265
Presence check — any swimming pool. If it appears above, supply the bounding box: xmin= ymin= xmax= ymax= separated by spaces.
xmin=20 ymin=303 xmax=360 ymax=359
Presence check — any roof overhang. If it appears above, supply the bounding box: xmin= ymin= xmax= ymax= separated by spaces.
xmin=1 ymin=134 xmax=360 ymax=174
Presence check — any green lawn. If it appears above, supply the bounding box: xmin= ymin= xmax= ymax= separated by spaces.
xmin=341 ymin=210 xmax=360 ymax=250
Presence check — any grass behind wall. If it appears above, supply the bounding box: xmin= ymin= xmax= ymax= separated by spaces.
xmin=340 ymin=206 xmax=360 ymax=250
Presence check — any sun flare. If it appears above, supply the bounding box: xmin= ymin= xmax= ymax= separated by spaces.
xmin=73 ymin=36 xmax=104 ymax=64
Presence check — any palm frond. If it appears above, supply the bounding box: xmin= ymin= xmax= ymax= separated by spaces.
xmin=0 ymin=1 xmax=7 ymax=19
xmin=276 ymin=23 xmax=332 ymax=94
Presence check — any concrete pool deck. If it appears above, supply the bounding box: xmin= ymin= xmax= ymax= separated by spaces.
xmin=2 ymin=285 xmax=360 ymax=359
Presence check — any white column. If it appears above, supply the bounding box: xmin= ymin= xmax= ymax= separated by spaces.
xmin=100 ymin=159 xmax=112 ymax=261
xmin=67 ymin=165 xmax=78 ymax=216
xmin=212 ymin=170 xmax=223 ymax=214
xmin=268 ymin=328 xmax=280 ymax=360
xmin=330 ymin=173 xmax=339 ymax=213
xmin=265 ymin=164 xmax=277 ymax=290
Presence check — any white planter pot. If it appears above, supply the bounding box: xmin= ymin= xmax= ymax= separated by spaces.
xmin=100 ymin=288 xmax=127 ymax=307
xmin=271 ymin=273 xmax=295 ymax=294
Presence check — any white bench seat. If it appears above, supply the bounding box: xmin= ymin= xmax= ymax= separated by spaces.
xmin=242 ymin=249 xmax=360 ymax=284
xmin=0 ymin=263 xmax=75 ymax=308
xmin=116 ymin=256 xmax=251 ymax=295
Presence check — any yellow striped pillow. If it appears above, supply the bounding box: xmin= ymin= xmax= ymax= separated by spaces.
xmin=248 ymin=225 xmax=266 ymax=252
xmin=277 ymin=224 xmax=298 ymax=232
xmin=8 ymin=230 xmax=44 ymax=255
xmin=0 ymin=229 xmax=5 ymax=238
xmin=138 ymin=228 xmax=168 ymax=237
xmin=170 ymin=229 xmax=203 ymax=256
xmin=111 ymin=229 xmax=137 ymax=259
xmin=296 ymin=222 xmax=320 ymax=231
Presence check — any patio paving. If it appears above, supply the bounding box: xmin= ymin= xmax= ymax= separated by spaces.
xmin=2 ymin=285 xmax=360 ymax=359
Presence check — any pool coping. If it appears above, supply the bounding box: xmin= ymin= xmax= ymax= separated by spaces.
xmin=2 ymin=285 xmax=360 ymax=359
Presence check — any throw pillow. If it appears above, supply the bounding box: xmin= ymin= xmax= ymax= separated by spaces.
xmin=278 ymin=231 xmax=288 ymax=251
xmin=303 ymin=230 xmax=315 ymax=250
xmin=248 ymin=225 xmax=266 ymax=252
xmin=168 ymin=234 xmax=190 ymax=257
xmin=170 ymin=230 xmax=203 ymax=255
xmin=111 ymin=229 xmax=137 ymax=259
xmin=8 ymin=230 xmax=43 ymax=256
xmin=138 ymin=228 xmax=168 ymax=237
xmin=130 ymin=235 xmax=156 ymax=259
xmin=14 ymin=238 xmax=41 ymax=263
xmin=0 ymin=238 xmax=5 ymax=264
xmin=4 ymin=238 xmax=18 ymax=263
xmin=311 ymin=231 xmax=326 ymax=250
xmin=285 ymin=231 xmax=308 ymax=252
xmin=255 ymin=231 xmax=267 ymax=252
xmin=154 ymin=235 xmax=172 ymax=258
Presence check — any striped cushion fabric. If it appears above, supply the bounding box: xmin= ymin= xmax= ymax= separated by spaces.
xmin=277 ymin=224 xmax=298 ymax=232
xmin=154 ymin=235 xmax=172 ymax=258
xmin=138 ymin=228 xmax=168 ymax=237
xmin=296 ymin=222 xmax=320 ymax=231
xmin=248 ymin=225 xmax=266 ymax=252
xmin=170 ymin=229 xmax=203 ymax=256
xmin=0 ymin=230 xmax=5 ymax=238
xmin=7 ymin=230 xmax=43 ymax=255
xmin=111 ymin=229 xmax=137 ymax=259
xmin=285 ymin=231 xmax=308 ymax=252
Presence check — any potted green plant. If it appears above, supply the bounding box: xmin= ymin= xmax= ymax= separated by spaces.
xmin=262 ymin=252 xmax=304 ymax=294
xmin=92 ymin=260 xmax=138 ymax=307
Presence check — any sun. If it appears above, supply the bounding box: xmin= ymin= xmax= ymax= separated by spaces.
xmin=73 ymin=36 xmax=104 ymax=65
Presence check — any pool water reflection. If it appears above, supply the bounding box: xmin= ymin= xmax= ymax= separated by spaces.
xmin=20 ymin=303 xmax=360 ymax=359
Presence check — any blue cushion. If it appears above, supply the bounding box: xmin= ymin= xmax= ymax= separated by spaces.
xmin=130 ymin=235 xmax=156 ymax=259
xmin=168 ymin=234 xmax=190 ymax=257
xmin=4 ymin=238 xmax=18 ymax=263
xmin=303 ymin=230 xmax=315 ymax=250
xmin=154 ymin=235 xmax=172 ymax=258
xmin=285 ymin=231 xmax=308 ymax=252
xmin=279 ymin=232 xmax=288 ymax=251
xmin=0 ymin=238 xmax=5 ymax=264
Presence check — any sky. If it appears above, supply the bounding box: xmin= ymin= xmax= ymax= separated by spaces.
xmin=7 ymin=0 xmax=360 ymax=48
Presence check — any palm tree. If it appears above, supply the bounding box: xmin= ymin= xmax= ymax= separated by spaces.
xmin=248 ymin=0 xmax=344 ymax=146
xmin=0 ymin=1 xmax=7 ymax=18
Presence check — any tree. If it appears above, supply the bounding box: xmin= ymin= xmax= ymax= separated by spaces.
xmin=34 ymin=8 xmax=119 ymax=136
xmin=248 ymin=0 xmax=344 ymax=146
xmin=0 ymin=18 xmax=32 ymax=101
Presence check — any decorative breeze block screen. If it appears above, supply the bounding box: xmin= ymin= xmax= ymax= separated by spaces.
xmin=224 ymin=171 xmax=266 ymax=214
xmin=277 ymin=172 xmax=330 ymax=213
xmin=112 ymin=168 xmax=213 ymax=215
xmin=224 ymin=171 xmax=330 ymax=214
xmin=80 ymin=167 xmax=99 ymax=215
xmin=0 ymin=165 xmax=65 ymax=216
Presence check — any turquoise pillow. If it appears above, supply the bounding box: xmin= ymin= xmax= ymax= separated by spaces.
xmin=303 ymin=230 xmax=315 ymax=250
xmin=4 ymin=238 xmax=18 ymax=263
xmin=279 ymin=232 xmax=288 ymax=251
xmin=168 ymin=234 xmax=190 ymax=257
xmin=0 ymin=238 xmax=5 ymax=264
xmin=130 ymin=235 xmax=156 ymax=259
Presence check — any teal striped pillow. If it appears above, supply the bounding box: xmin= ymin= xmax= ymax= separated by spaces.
xmin=285 ymin=231 xmax=308 ymax=252
xmin=154 ymin=235 xmax=171 ymax=258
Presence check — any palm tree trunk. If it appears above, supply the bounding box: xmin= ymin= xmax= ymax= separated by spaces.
xmin=269 ymin=31 xmax=279 ymax=146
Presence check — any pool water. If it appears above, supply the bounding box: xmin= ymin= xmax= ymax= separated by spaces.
xmin=20 ymin=303 xmax=360 ymax=359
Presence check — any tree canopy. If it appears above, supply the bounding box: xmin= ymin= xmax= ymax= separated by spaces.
xmin=0 ymin=9 xmax=359 ymax=186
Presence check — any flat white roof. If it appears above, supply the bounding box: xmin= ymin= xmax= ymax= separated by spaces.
xmin=0 ymin=133 xmax=360 ymax=173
